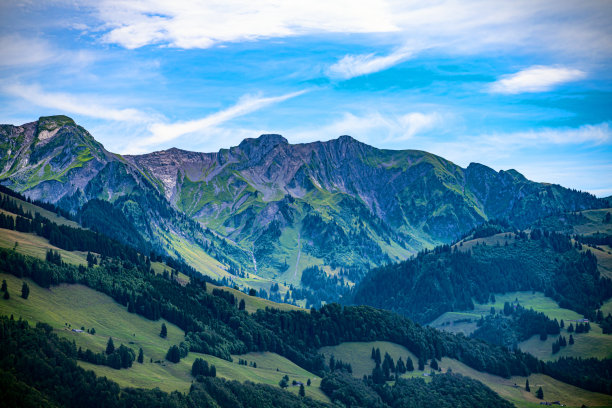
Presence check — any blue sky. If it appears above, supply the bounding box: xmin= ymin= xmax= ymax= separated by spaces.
xmin=0 ymin=1 xmax=611 ymax=196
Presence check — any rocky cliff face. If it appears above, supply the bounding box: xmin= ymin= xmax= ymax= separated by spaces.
xmin=0 ymin=116 xmax=603 ymax=285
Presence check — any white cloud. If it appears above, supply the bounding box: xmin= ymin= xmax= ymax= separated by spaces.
xmin=327 ymin=47 xmax=415 ymax=79
xmin=2 ymin=83 xmax=152 ymax=122
xmin=124 ymin=90 xmax=307 ymax=152
xmin=489 ymin=66 xmax=587 ymax=94
xmin=289 ymin=111 xmax=443 ymax=144
xmin=95 ymin=0 xmax=398 ymax=49
xmin=419 ymin=122 xmax=612 ymax=165
xmin=85 ymin=0 xmax=612 ymax=61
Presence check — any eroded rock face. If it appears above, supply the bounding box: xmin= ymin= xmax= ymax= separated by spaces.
xmin=0 ymin=116 xmax=603 ymax=279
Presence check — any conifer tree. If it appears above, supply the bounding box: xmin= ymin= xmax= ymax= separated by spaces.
xmin=160 ymin=323 xmax=167 ymax=338
xmin=21 ymin=282 xmax=29 ymax=299
xmin=106 ymin=337 xmax=115 ymax=355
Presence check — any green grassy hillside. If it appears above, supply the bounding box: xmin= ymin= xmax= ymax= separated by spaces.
xmin=429 ymin=290 xmax=612 ymax=360
xmin=0 ymin=272 xmax=326 ymax=401
xmin=319 ymin=340 xmax=612 ymax=408
xmin=0 ymin=191 xmax=81 ymax=228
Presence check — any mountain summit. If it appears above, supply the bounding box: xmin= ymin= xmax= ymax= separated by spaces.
xmin=0 ymin=116 xmax=604 ymax=285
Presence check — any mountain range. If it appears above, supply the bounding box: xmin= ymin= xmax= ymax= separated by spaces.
xmin=0 ymin=115 xmax=604 ymax=291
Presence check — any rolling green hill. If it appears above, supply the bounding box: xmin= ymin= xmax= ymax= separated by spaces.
xmin=319 ymin=340 xmax=612 ymax=408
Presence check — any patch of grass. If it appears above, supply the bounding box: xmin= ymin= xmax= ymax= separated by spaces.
xmin=0 ymin=228 xmax=87 ymax=266
xmin=319 ymin=341 xmax=418 ymax=379
xmin=519 ymin=324 xmax=612 ymax=361
xmin=0 ymin=192 xmax=81 ymax=228
xmin=440 ymin=358 xmax=612 ymax=408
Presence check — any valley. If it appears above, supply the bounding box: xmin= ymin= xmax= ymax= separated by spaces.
xmin=0 ymin=120 xmax=611 ymax=408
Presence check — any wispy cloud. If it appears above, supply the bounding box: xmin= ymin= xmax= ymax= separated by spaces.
xmin=489 ymin=66 xmax=586 ymax=94
xmin=86 ymin=0 xmax=612 ymax=61
xmin=95 ymin=0 xmax=398 ymax=49
xmin=125 ymin=90 xmax=307 ymax=152
xmin=2 ymin=83 xmax=152 ymax=122
xmin=420 ymin=122 xmax=611 ymax=165
xmin=327 ymin=47 xmax=415 ymax=79
xmin=290 ymin=111 xmax=444 ymax=144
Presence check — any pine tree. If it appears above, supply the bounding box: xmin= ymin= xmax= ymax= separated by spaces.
xmin=525 ymin=379 xmax=530 ymax=392
xmin=536 ymin=387 xmax=544 ymax=399
xmin=307 ymin=378 xmax=311 ymax=386
xmin=299 ymin=383 xmax=305 ymax=397
xmin=569 ymin=334 xmax=574 ymax=345
xmin=166 ymin=345 xmax=180 ymax=363
xmin=1 ymin=279 xmax=6 ymax=292
xmin=239 ymin=299 xmax=246 ymax=310
xmin=3 ymin=289 xmax=9 ymax=300
xmin=21 ymin=282 xmax=29 ymax=299
xmin=106 ymin=337 xmax=115 ymax=355
xmin=160 ymin=323 xmax=167 ymax=338
xmin=137 ymin=348 xmax=144 ymax=363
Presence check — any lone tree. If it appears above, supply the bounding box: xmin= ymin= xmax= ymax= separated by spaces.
xmin=166 ymin=345 xmax=180 ymax=363
xmin=106 ymin=337 xmax=115 ymax=355
xmin=137 ymin=348 xmax=144 ymax=364
xmin=299 ymin=383 xmax=305 ymax=397
xmin=160 ymin=323 xmax=167 ymax=338
xmin=307 ymin=378 xmax=311 ymax=386
xmin=21 ymin=282 xmax=29 ymax=299
xmin=3 ymin=289 xmax=9 ymax=300
xmin=525 ymin=379 xmax=530 ymax=392
xmin=536 ymin=387 xmax=544 ymax=399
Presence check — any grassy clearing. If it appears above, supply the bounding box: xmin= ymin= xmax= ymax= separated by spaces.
xmin=430 ymin=291 xmax=581 ymax=335
xmin=319 ymin=339 xmax=612 ymax=407
xmin=0 ymin=228 xmax=87 ymax=266
xmin=0 ymin=192 xmax=81 ymax=228
xmin=519 ymin=324 xmax=612 ymax=361
xmin=573 ymin=208 xmax=612 ymax=235
xmin=205 ymin=282 xmax=303 ymax=314
xmin=319 ymin=341 xmax=418 ymax=379
xmin=440 ymin=358 xmax=612 ymax=408
xmin=0 ymin=273 xmax=184 ymax=361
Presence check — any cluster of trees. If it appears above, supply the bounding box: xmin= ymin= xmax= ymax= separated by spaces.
xmin=297 ymin=266 xmax=352 ymax=308
xmin=77 ymin=338 xmax=135 ymax=369
xmin=191 ymin=357 xmax=217 ymax=377
xmin=328 ymin=355 xmax=352 ymax=373
xmin=552 ymin=335 xmax=569 ymax=354
xmin=353 ymin=228 xmax=612 ymax=323
xmin=320 ymin=370 xmax=514 ymax=408
xmin=471 ymin=302 xmax=562 ymax=348
xmin=368 ymin=348 xmax=414 ymax=384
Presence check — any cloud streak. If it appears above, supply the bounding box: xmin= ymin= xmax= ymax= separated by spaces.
xmin=2 ymin=83 xmax=152 ymax=122
xmin=489 ymin=66 xmax=586 ymax=94
xmin=289 ymin=111 xmax=444 ymax=144
xmin=126 ymin=90 xmax=308 ymax=152
xmin=327 ymin=47 xmax=415 ymax=79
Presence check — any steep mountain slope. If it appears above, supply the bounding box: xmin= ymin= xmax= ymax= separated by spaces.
xmin=0 ymin=116 xmax=604 ymax=289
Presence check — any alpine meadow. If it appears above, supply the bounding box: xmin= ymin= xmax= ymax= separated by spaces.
xmin=1 ymin=1 xmax=611 ymax=407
